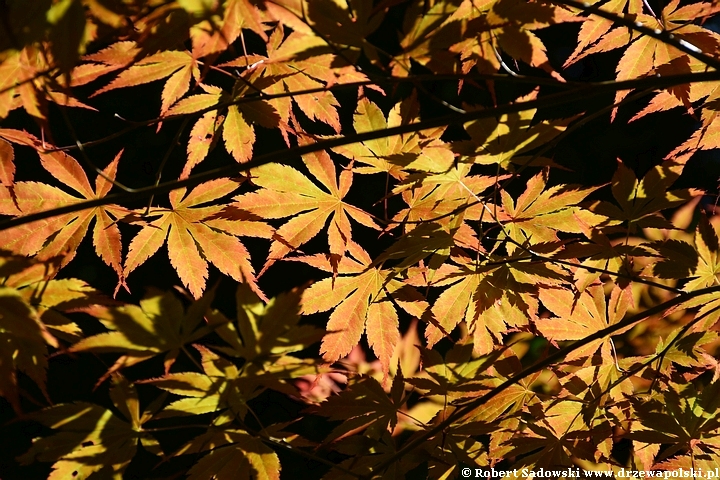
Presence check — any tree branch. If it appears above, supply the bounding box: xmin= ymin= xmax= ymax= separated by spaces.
xmin=2 ymin=70 xmax=720 ymax=231
xmin=551 ymin=0 xmax=720 ymax=71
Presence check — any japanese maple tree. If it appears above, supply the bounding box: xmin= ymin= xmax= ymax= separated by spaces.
xmin=1 ymin=0 xmax=720 ymax=478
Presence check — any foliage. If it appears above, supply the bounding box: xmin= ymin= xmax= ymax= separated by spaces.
xmin=1 ymin=0 xmax=720 ymax=478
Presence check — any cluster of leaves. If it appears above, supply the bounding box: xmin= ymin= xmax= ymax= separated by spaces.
xmin=1 ymin=0 xmax=720 ymax=478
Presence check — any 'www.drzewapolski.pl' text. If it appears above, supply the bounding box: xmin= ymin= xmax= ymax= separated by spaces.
xmin=461 ymin=468 xmax=719 ymax=478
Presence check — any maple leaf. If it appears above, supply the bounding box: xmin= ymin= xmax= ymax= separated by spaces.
xmin=683 ymin=213 xmax=720 ymax=292
xmin=392 ymin=162 xmax=499 ymax=235
xmin=460 ymin=348 xmax=541 ymax=422
xmin=424 ymin=248 xmax=565 ymax=356
xmin=458 ymin=91 xmax=575 ymax=170
xmin=92 ymin=49 xmax=200 ymax=116
xmin=0 ymin=144 xmax=127 ymax=283
xmin=266 ymin=0 xmax=385 ymax=56
xmin=567 ymin=358 xmax=636 ymax=406
xmin=589 ymin=159 xmax=700 ymax=232
xmin=173 ymin=77 xmax=280 ymax=176
xmin=321 ymin=431 xmax=424 ymax=480
xmin=0 ymin=47 xmax=96 ymax=122
xmin=491 ymin=168 xmax=601 ymax=254
xmin=504 ymin=399 xmax=608 ymax=468
xmin=232 ymin=148 xmax=379 ymax=272
xmin=17 ymin=375 xmax=161 ymax=479
xmin=656 ymin=329 xmax=719 ymax=375
xmin=400 ymin=0 xmax=573 ymax=78
xmin=312 ymin=373 xmax=405 ymax=444
xmin=535 ymin=283 xmax=632 ymax=364
xmin=332 ymin=95 xmax=454 ymax=179
xmin=1 ymin=248 xmax=116 ymax=343
xmin=562 ymin=0 xmax=646 ymax=68
xmin=189 ymin=0 xmax=268 ymax=58
xmin=70 ymin=42 xmax=141 ymax=87
xmin=405 ymin=340 xmax=501 ymax=402
xmin=388 ymin=0 xmax=464 ymax=76
xmin=144 ymin=342 xmax=317 ymax=420
xmin=220 ymin=26 xmax=373 ymax=136
xmin=173 ymin=415 xmax=280 ymax=480
xmin=565 ymin=0 xmax=720 ymax=119
xmin=124 ymin=178 xmax=272 ymax=299
xmin=299 ymin=242 xmax=427 ymax=380
xmin=69 ymin=288 xmax=219 ymax=378
xmin=0 ymin=283 xmax=58 ymax=413
xmin=628 ymin=381 xmax=720 ymax=466
xmin=211 ymin=284 xmax=325 ymax=364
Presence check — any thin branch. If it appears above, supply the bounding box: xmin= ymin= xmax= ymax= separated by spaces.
xmin=145 ymin=117 xmax=191 ymax=215
xmin=551 ymin=0 xmax=720 ymax=70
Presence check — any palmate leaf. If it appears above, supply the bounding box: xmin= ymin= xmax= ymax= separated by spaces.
xmin=174 ymin=415 xmax=280 ymax=480
xmin=392 ymin=161 xmax=499 ymax=235
xmin=459 ymin=91 xmax=575 ymax=170
xmin=322 ymin=431 xmax=423 ymax=480
xmin=0 ymin=46 xmax=96 ymax=122
xmin=70 ymin=41 xmax=140 ymax=88
xmin=92 ymin=49 xmax=200 ymax=116
xmin=189 ymin=0 xmax=268 ymax=58
xmin=425 ymin=249 xmax=565 ymax=356
xmin=144 ymin=342 xmax=318 ymax=420
xmin=628 ymin=381 xmax=720 ymax=466
xmin=396 ymin=0 xmax=573 ymax=78
xmin=0 ymin=143 xmax=127 ymax=282
xmin=173 ymin=81 xmax=279 ymax=177
xmin=266 ymin=0 xmax=384 ymax=55
xmin=490 ymin=168 xmax=601 ymax=254
xmin=17 ymin=375 xmax=161 ymax=480
xmin=69 ymin=288 xmax=219 ymax=377
xmin=683 ymin=213 xmax=720 ymax=292
xmin=124 ymin=178 xmax=272 ymax=299
xmin=0 ymin=285 xmax=57 ymax=413
xmin=184 ymin=430 xmax=280 ymax=480
xmin=312 ymin=372 xmax=405 ymax=444
xmin=405 ymin=340 xmax=500 ymax=402
xmin=565 ymin=0 xmax=720 ymax=112
xmin=612 ymin=1 xmax=720 ymax=119
xmin=0 ymin=251 xmax=117 ymax=411
xmin=589 ymin=158 xmax=700 ymax=232
xmin=143 ymin=346 xmax=257 ymax=420
xmin=535 ymin=283 xmax=632 ymax=364
xmin=232 ymin=148 xmax=379 ymax=272
xmin=1 ymin=238 xmax=116 ymax=345
xmin=667 ymin=102 xmax=720 ymax=158
xmin=504 ymin=399 xmax=608 ymax=469
xmin=299 ymin=242 xmax=427 ymax=380
xmin=211 ymin=284 xmax=325 ymax=364
xmin=563 ymin=0 xmax=639 ymax=67
xmin=460 ymin=348 xmax=541 ymax=423
xmin=220 ymin=25 xmax=370 ymax=137
xmin=332 ymin=96 xmax=454 ymax=179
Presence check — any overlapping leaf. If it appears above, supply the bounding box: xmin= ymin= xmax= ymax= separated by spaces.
xmin=589 ymin=159 xmax=700 ymax=231
xmin=69 ymin=289 xmax=219 ymax=376
xmin=300 ymin=242 xmax=427 ymax=379
xmin=0 ymin=143 xmax=127 ymax=282
xmin=17 ymin=375 xmax=161 ymax=479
